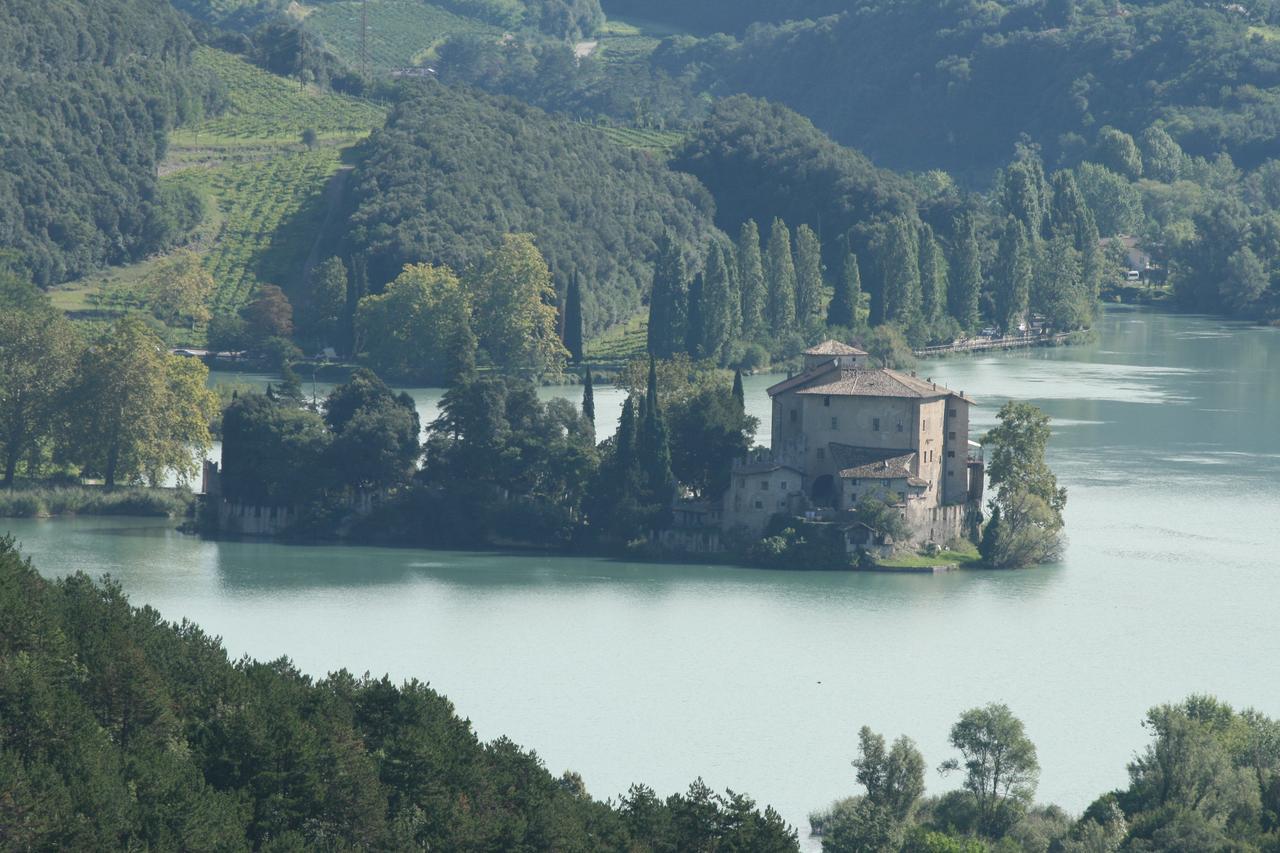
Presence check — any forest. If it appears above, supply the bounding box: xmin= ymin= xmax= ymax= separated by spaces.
xmin=343 ymin=83 xmax=718 ymax=335
xmin=0 ymin=537 xmax=799 ymax=851
xmin=0 ymin=0 xmax=211 ymax=286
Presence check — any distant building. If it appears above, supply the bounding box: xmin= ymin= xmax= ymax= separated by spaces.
xmin=720 ymin=341 xmax=983 ymax=553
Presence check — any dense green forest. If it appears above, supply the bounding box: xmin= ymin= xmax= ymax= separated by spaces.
xmin=0 ymin=0 xmax=210 ymax=286
xmin=646 ymin=0 xmax=1280 ymax=176
xmin=344 ymin=83 xmax=719 ymax=334
xmin=0 ymin=537 xmax=799 ymax=850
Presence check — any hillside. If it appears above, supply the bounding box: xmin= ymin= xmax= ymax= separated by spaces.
xmin=344 ymin=83 xmax=720 ymax=333
xmin=649 ymin=0 xmax=1280 ymax=177
xmin=53 ymin=47 xmax=388 ymax=339
xmin=0 ymin=0 xmax=206 ymax=287
xmin=0 ymin=538 xmax=798 ymax=850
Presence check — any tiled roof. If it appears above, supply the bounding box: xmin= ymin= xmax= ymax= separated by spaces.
xmin=765 ymin=361 xmax=841 ymax=397
xmin=828 ymin=444 xmax=917 ymax=479
xmin=796 ymin=367 xmax=964 ymax=400
xmin=804 ymin=339 xmax=868 ymax=356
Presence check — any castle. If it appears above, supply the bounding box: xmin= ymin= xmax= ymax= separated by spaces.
xmin=721 ymin=341 xmax=983 ymax=553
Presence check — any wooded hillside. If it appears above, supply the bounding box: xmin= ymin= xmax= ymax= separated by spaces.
xmin=344 ymin=83 xmax=720 ymax=333
xmin=0 ymin=0 xmax=208 ymax=286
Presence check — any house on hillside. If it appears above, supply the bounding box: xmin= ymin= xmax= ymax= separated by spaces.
xmin=720 ymin=341 xmax=983 ymax=553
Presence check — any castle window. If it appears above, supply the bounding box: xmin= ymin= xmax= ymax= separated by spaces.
xmin=790 ymin=409 xmax=798 ymax=423
xmin=780 ymin=481 xmax=788 ymax=490
xmin=873 ymin=417 xmax=881 ymax=431
xmin=831 ymin=416 xmax=839 ymax=430
xmin=924 ymin=418 xmax=929 ymax=430
xmin=947 ymin=470 xmax=954 ymax=476
xmin=898 ymin=492 xmax=906 ymax=503
xmin=897 ymin=423 xmax=904 ymax=432
xmin=754 ymin=500 xmax=764 ymax=510
xmin=948 ymin=431 xmax=957 ymax=440
xmin=947 ymin=451 xmax=955 ymax=459
xmin=760 ymin=480 xmax=769 ymax=491
xmin=824 ymin=395 xmax=831 ymax=407
xmin=817 ymin=447 xmax=825 ymax=460
xmin=882 ymin=478 xmax=891 ymax=487
xmin=948 ymin=407 xmax=957 ymax=418
xmin=850 ymin=478 xmax=859 ymax=486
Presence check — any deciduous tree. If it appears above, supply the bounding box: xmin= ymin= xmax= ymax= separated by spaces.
xmin=471 ymin=234 xmax=567 ymax=376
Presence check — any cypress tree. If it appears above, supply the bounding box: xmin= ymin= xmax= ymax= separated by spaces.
xmin=563 ymin=270 xmax=584 ymax=363
xmin=919 ymin=223 xmax=949 ymax=325
xmin=724 ymin=241 xmax=742 ymax=341
xmin=828 ymin=251 xmax=862 ymax=329
xmin=994 ymin=218 xmax=1032 ymax=334
xmin=639 ymin=357 xmax=674 ymax=526
xmin=701 ymin=244 xmax=734 ymax=363
xmin=732 ymin=368 xmax=745 ymax=411
xmin=794 ymin=224 xmax=824 ymax=328
xmin=685 ymin=272 xmax=705 ymax=357
xmin=582 ymin=366 xmax=595 ymax=423
xmin=766 ymin=218 xmax=797 ymax=335
xmin=617 ymin=395 xmax=637 ymax=471
xmin=738 ymin=220 xmax=766 ymax=338
xmin=949 ymin=213 xmax=983 ymax=331
xmin=647 ymin=233 xmax=687 ymax=358
xmin=881 ymin=216 xmax=922 ymax=327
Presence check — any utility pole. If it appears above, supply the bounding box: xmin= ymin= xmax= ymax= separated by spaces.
xmin=360 ymin=0 xmax=369 ymax=80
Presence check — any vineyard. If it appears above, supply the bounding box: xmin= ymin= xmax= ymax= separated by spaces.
xmin=53 ymin=47 xmax=384 ymax=343
xmin=169 ymin=48 xmax=387 ymax=147
xmin=584 ymin=124 xmax=684 ymax=157
xmin=305 ymin=0 xmax=503 ymax=72
xmin=585 ymin=311 xmax=649 ymax=366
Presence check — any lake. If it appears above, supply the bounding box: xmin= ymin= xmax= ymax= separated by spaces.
xmin=6 ymin=305 xmax=1278 ymax=845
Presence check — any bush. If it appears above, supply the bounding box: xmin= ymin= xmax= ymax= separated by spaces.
xmin=0 ymin=487 xmax=193 ymax=518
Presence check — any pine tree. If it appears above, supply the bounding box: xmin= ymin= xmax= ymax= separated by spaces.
xmin=919 ymin=223 xmax=949 ymax=325
xmin=949 ymin=213 xmax=983 ymax=331
xmin=701 ymin=244 xmax=734 ymax=363
xmin=994 ymin=218 xmax=1032 ymax=334
xmin=738 ymin=220 xmax=766 ymax=338
xmin=582 ymin=366 xmax=595 ymax=423
xmin=794 ymin=224 xmax=824 ymax=328
xmin=732 ymin=368 xmax=745 ymax=411
xmin=685 ymin=272 xmax=705 ymax=357
xmin=724 ymin=241 xmax=742 ymax=341
xmin=647 ymin=233 xmax=688 ymax=359
xmin=563 ymin=270 xmax=584 ymax=363
xmin=766 ymin=218 xmax=797 ymax=335
xmin=828 ymin=251 xmax=862 ymax=329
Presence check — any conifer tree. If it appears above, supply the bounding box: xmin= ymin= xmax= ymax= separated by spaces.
xmin=794 ymin=224 xmax=825 ymax=328
xmin=639 ymin=357 xmax=675 ymax=527
xmin=701 ymin=244 xmax=734 ymax=363
xmin=828 ymin=251 xmax=862 ymax=329
xmin=732 ymin=368 xmax=745 ymax=411
xmin=582 ymin=366 xmax=595 ymax=423
xmin=617 ymin=395 xmax=637 ymax=471
xmin=647 ymin=233 xmax=688 ymax=358
xmin=949 ymin=213 xmax=983 ymax=331
xmin=738 ymin=220 xmax=766 ymax=339
xmin=563 ymin=270 xmax=584 ymax=363
xmin=881 ymin=216 xmax=922 ymax=327
xmin=724 ymin=242 xmax=743 ymax=341
xmin=994 ymin=218 xmax=1032 ymax=334
xmin=919 ymin=223 xmax=949 ymax=325
xmin=766 ymin=218 xmax=797 ymax=335
xmin=685 ymin=272 xmax=706 ymax=357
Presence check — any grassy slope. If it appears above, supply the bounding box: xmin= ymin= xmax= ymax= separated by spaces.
xmin=51 ymin=48 xmax=388 ymax=343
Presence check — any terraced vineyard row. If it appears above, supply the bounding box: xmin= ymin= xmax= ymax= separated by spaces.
xmin=584 ymin=124 xmax=684 ymax=156
xmin=195 ymin=147 xmax=345 ymax=312
xmin=170 ymin=47 xmax=387 ymax=147
xmin=306 ymin=0 xmax=503 ymax=72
